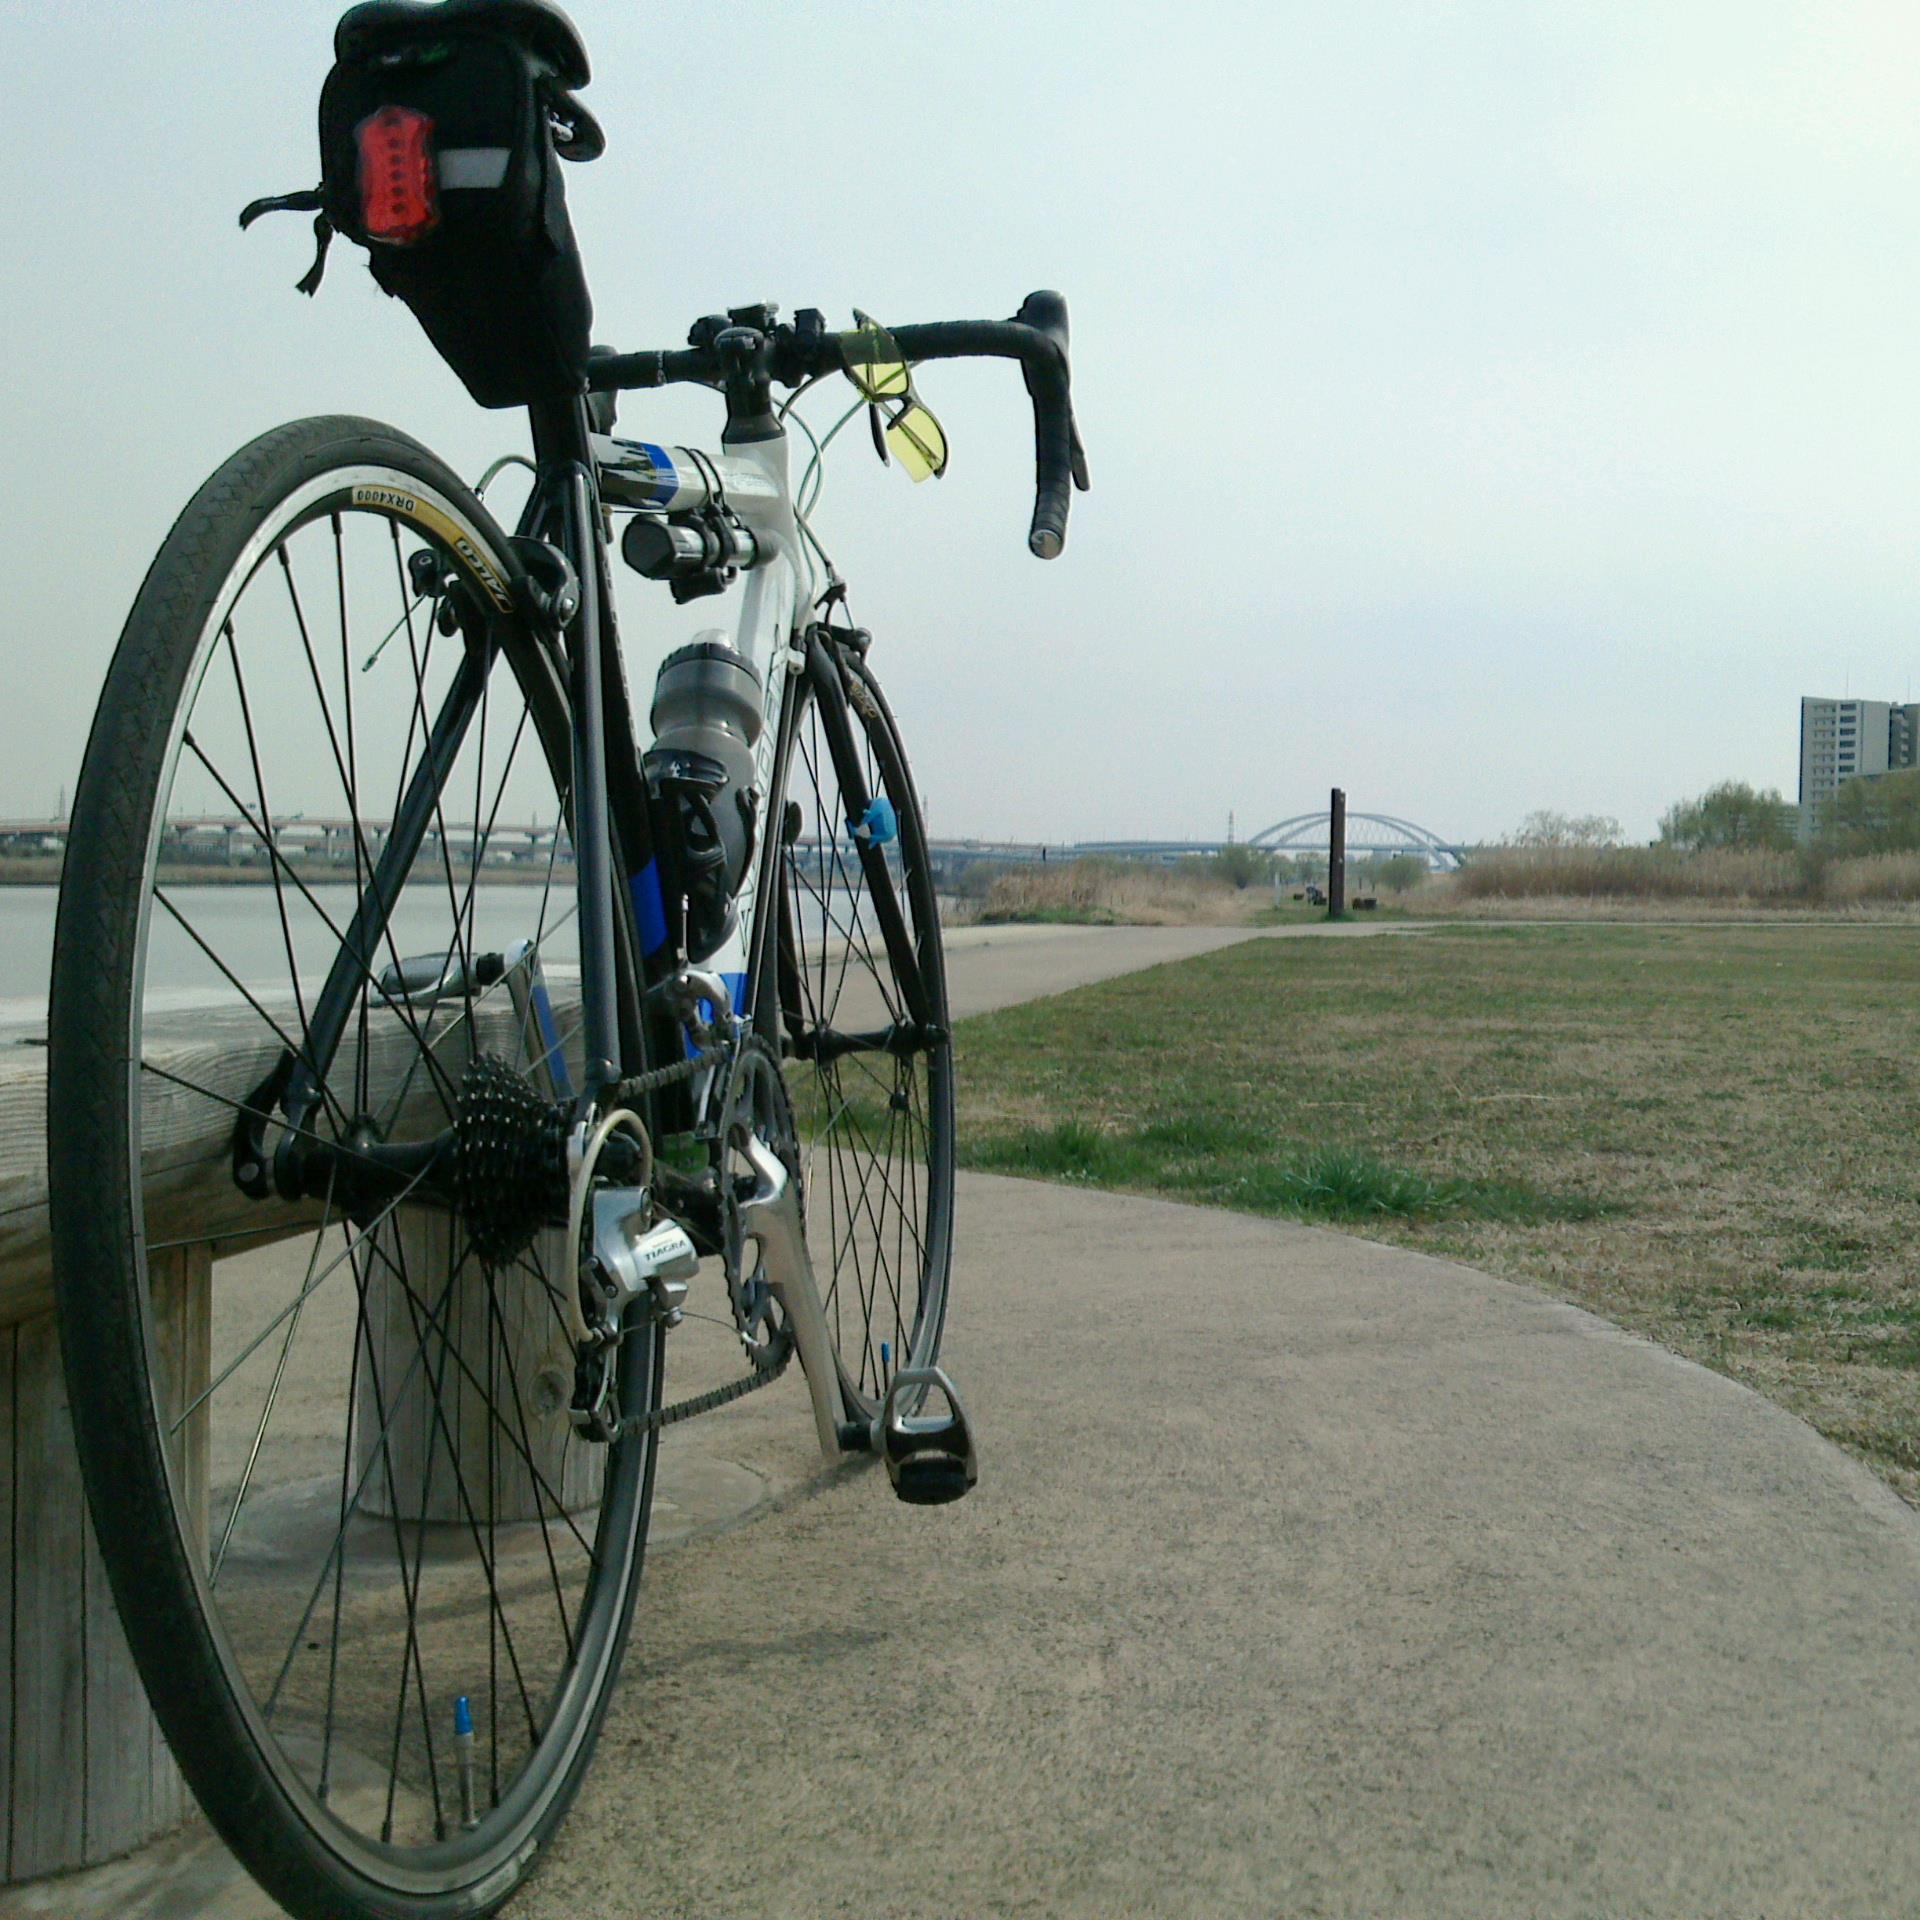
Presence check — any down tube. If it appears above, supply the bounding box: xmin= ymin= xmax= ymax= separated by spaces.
xmin=567 ymin=464 xmax=623 ymax=1090
xmin=712 ymin=548 xmax=801 ymax=1017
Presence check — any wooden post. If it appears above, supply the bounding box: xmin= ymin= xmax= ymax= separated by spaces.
xmin=357 ymin=1216 xmax=600 ymax=1524
xmin=1 ymin=1246 xmax=206 ymax=1881
xmin=1328 ymin=787 xmax=1347 ymax=920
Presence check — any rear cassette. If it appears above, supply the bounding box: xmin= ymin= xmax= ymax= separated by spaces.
xmin=455 ymin=1052 xmax=571 ymax=1264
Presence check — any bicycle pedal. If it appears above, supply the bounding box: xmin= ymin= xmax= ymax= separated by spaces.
xmin=875 ymin=1364 xmax=977 ymax=1506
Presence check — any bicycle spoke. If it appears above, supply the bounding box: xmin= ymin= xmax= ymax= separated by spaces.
xmin=377 ymin=1235 xmax=543 ymax=1781
xmin=223 ymin=619 xmax=315 ymax=1062
xmin=151 ymin=887 xmax=348 ymax=1133
xmin=163 ymin=1139 xmax=440 ymax=1434
xmin=177 ymin=730 xmax=462 ymax=1120
xmin=209 ymin=1176 xmax=338 ymax=1586
xmin=286 ymin=533 xmax=452 ymax=1125
xmin=374 ymin=1225 xmax=451 ymax=1842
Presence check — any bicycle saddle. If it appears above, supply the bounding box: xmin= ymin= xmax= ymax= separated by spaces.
xmin=335 ymin=0 xmax=590 ymax=88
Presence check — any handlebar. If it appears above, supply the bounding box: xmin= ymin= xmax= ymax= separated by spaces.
xmin=586 ymin=292 xmax=1090 ymax=559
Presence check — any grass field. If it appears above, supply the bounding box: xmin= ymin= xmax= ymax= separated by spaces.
xmin=953 ymin=924 xmax=1920 ymax=1504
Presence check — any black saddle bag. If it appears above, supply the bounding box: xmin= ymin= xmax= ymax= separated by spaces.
xmin=317 ymin=24 xmax=592 ymax=408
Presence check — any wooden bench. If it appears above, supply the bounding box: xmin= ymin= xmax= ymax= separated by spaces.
xmin=1 ymin=982 xmax=569 ymax=1884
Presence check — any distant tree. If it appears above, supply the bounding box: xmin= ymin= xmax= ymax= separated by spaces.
xmin=1505 ymin=809 xmax=1622 ymax=850
xmin=1658 ymin=781 xmax=1795 ymax=853
xmin=1372 ymin=853 xmax=1428 ymax=891
xmin=1211 ymin=843 xmax=1271 ymax=890
xmin=1819 ymin=767 xmax=1920 ymax=854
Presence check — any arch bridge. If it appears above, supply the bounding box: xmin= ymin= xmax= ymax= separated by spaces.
xmin=1247 ymin=811 xmax=1466 ymax=871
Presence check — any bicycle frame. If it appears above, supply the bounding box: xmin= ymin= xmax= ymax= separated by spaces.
xmin=522 ymin=394 xmax=856 ymax=1456
xmin=588 ymin=420 xmax=808 ymax=1024
xmin=272 ymin=384 xmax=933 ymax=1460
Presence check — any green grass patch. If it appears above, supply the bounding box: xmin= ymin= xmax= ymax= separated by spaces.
xmin=966 ymin=1119 xmax=1596 ymax=1225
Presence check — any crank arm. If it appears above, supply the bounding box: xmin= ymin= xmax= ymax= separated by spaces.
xmin=735 ymin=1129 xmax=847 ymax=1458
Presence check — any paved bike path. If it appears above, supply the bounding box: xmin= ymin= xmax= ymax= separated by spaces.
xmin=524 ymin=1177 xmax=1920 ymax=1919
xmin=12 ymin=921 xmax=1920 ymax=1916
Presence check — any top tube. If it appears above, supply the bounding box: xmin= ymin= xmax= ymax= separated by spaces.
xmin=592 ymin=433 xmax=785 ymax=517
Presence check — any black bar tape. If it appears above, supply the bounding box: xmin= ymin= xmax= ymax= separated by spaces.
xmin=586 ymin=347 xmax=709 ymax=392
xmin=586 ymin=300 xmax=1087 ymax=556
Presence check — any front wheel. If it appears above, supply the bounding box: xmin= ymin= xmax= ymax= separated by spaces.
xmin=758 ymin=638 xmax=956 ymax=1424
xmin=48 ymin=416 xmax=658 ymax=1920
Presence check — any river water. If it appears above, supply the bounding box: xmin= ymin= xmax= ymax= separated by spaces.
xmin=0 ymin=880 xmax=903 ymax=1028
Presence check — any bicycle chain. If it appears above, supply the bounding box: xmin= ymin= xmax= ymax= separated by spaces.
xmin=609 ymin=1339 xmax=794 ymax=1438
xmin=609 ymin=1046 xmax=725 ymax=1106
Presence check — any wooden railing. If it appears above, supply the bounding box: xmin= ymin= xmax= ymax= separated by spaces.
xmin=0 ymin=983 xmax=564 ymax=1884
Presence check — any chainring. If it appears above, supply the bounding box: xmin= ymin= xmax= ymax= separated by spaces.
xmin=718 ymin=1036 xmax=800 ymax=1371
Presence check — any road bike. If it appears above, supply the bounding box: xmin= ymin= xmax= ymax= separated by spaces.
xmin=45 ymin=3 xmax=1084 ymax=1915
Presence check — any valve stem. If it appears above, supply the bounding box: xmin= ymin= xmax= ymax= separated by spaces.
xmin=454 ymin=1695 xmax=479 ymax=1830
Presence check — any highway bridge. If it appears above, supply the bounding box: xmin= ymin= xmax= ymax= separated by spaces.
xmin=2 ymin=810 xmax=1467 ymax=877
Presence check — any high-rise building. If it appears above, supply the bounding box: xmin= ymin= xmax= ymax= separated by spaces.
xmin=1799 ymin=697 xmax=1920 ymax=819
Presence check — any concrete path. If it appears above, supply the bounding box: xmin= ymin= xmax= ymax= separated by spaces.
xmin=11 ymin=923 xmax=1920 ymax=1917
xmin=520 ymin=1180 xmax=1920 ymax=1920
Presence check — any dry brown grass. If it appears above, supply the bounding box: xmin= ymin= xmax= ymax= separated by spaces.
xmin=1821 ymin=851 xmax=1920 ymax=905
xmin=976 ymin=859 xmax=1272 ymax=927
xmin=1408 ymin=845 xmax=1920 ymax=920
xmin=1454 ymin=845 xmax=1802 ymax=901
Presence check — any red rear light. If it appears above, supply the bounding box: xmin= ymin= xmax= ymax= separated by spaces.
xmin=357 ymin=106 xmax=439 ymax=245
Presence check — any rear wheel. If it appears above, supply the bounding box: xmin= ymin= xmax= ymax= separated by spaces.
xmin=48 ymin=417 xmax=657 ymax=1919
xmin=760 ymin=639 xmax=955 ymax=1423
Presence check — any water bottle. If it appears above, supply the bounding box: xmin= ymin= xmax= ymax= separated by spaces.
xmin=644 ymin=631 xmax=763 ymax=960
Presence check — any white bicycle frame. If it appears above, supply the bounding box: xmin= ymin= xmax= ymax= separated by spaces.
xmin=591 ymin=423 xmax=858 ymax=1455
xmin=592 ymin=426 xmax=811 ymax=1016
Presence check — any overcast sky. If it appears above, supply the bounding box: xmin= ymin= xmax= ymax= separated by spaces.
xmin=6 ymin=1 xmax=1918 ymax=846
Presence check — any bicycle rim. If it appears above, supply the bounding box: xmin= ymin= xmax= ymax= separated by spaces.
xmin=765 ymin=645 xmax=955 ymax=1422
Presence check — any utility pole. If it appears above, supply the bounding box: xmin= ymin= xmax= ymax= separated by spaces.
xmin=1328 ymin=787 xmax=1346 ymax=919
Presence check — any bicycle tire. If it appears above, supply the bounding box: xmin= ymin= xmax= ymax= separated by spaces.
xmin=49 ymin=415 xmax=658 ymax=1920
xmin=756 ymin=637 xmax=955 ymax=1423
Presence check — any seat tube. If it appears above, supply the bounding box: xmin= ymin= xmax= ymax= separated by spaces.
xmin=564 ymin=460 xmax=622 ymax=1092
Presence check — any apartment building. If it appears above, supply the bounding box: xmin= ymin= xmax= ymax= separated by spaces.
xmin=1798 ymin=697 xmax=1920 ymax=817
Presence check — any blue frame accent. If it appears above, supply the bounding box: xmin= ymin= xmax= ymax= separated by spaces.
xmin=529 ymin=976 xmax=574 ymax=1100
xmin=630 ymin=860 xmax=670 ymax=957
